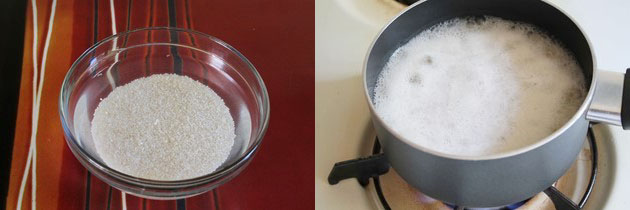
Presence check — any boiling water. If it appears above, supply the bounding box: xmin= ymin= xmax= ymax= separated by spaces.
xmin=373 ymin=17 xmax=586 ymax=156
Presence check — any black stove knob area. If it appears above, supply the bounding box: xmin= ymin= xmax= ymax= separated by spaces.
xmin=544 ymin=186 xmax=580 ymax=210
xmin=327 ymin=153 xmax=390 ymax=186
xmin=395 ymin=0 xmax=419 ymax=6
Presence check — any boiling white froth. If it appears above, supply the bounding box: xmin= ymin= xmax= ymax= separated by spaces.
xmin=373 ymin=17 xmax=586 ymax=156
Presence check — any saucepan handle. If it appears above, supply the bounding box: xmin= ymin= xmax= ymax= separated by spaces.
xmin=586 ymin=68 xmax=630 ymax=129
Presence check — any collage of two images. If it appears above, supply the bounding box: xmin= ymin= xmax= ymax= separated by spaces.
xmin=1 ymin=0 xmax=630 ymax=209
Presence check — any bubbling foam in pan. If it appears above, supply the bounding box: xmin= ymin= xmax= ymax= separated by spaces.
xmin=373 ymin=16 xmax=586 ymax=156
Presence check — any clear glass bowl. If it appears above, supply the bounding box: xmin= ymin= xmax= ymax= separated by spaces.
xmin=59 ymin=27 xmax=270 ymax=199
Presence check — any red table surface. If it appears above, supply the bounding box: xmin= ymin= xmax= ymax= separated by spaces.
xmin=6 ymin=0 xmax=314 ymax=209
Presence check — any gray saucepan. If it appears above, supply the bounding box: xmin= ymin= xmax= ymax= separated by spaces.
xmin=363 ymin=0 xmax=630 ymax=207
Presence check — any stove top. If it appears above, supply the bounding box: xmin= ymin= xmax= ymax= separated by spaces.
xmin=315 ymin=0 xmax=630 ymax=209
xmin=353 ymin=128 xmax=602 ymax=210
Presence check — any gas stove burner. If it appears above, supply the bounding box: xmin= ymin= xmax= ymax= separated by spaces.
xmin=328 ymin=126 xmax=598 ymax=210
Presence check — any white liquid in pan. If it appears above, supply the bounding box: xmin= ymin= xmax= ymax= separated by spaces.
xmin=373 ymin=17 xmax=586 ymax=156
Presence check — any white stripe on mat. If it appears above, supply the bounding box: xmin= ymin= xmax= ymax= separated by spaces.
xmin=18 ymin=0 xmax=124 ymax=209
xmin=121 ymin=192 xmax=127 ymax=210
xmin=16 ymin=0 xmax=57 ymax=209
xmin=106 ymin=0 xmax=118 ymax=88
xmin=15 ymin=0 xmax=39 ymax=207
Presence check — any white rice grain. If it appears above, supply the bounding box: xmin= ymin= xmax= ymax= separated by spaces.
xmin=91 ymin=74 xmax=235 ymax=180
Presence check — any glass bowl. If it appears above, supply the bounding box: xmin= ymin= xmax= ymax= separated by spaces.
xmin=59 ymin=27 xmax=270 ymax=199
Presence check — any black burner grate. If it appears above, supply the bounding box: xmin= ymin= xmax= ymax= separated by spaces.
xmin=394 ymin=0 xmax=419 ymax=6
